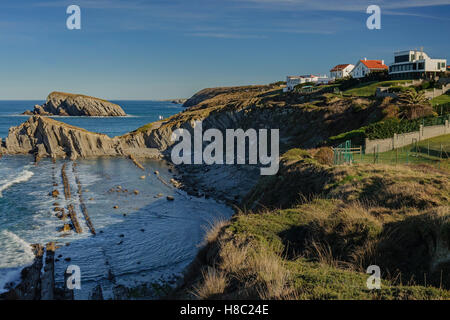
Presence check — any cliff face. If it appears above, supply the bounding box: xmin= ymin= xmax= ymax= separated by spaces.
xmin=182 ymin=85 xmax=278 ymax=109
xmin=24 ymin=92 xmax=127 ymax=117
xmin=0 ymin=116 xmax=159 ymax=160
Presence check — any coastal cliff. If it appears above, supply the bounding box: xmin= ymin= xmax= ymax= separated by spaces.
xmin=1 ymin=83 xmax=450 ymax=300
xmin=23 ymin=92 xmax=127 ymax=117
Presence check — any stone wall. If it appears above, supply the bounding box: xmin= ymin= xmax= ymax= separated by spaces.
xmin=365 ymin=120 xmax=449 ymax=154
xmin=423 ymin=84 xmax=450 ymax=100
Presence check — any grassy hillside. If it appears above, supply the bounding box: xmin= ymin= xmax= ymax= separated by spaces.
xmin=355 ymin=134 xmax=450 ymax=171
xmin=176 ymin=148 xmax=450 ymax=300
xmin=431 ymin=92 xmax=450 ymax=107
xmin=342 ymin=80 xmax=411 ymax=97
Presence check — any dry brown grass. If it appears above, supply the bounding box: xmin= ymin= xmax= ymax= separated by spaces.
xmin=219 ymin=240 xmax=250 ymax=274
xmin=202 ymin=219 xmax=230 ymax=246
xmin=192 ymin=267 xmax=228 ymax=299
xmin=199 ymin=237 xmax=297 ymax=300
xmin=249 ymin=250 xmax=295 ymax=300
xmin=311 ymin=147 xmax=334 ymax=165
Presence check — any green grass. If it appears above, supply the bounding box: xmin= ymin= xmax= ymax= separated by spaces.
xmin=431 ymin=92 xmax=450 ymax=107
xmin=355 ymin=134 xmax=450 ymax=170
xmin=342 ymin=80 xmax=411 ymax=97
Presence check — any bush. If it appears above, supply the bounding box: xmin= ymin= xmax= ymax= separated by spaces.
xmin=328 ymin=129 xmax=366 ymax=146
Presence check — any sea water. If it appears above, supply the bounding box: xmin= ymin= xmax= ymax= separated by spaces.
xmin=0 ymin=101 xmax=233 ymax=299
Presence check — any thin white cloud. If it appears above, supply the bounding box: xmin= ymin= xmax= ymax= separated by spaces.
xmin=187 ymin=32 xmax=266 ymax=39
xmin=238 ymin=0 xmax=450 ymax=11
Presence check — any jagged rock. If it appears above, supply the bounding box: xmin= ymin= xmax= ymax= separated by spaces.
xmin=23 ymin=92 xmax=126 ymax=117
xmin=171 ymin=99 xmax=187 ymax=104
xmin=41 ymin=243 xmax=56 ymax=300
xmin=89 ymin=284 xmax=104 ymax=300
xmin=113 ymin=285 xmax=129 ymax=300
xmin=0 ymin=116 xmax=162 ymax=159
xmin=59 ymin=224 xmax=71 ymax=232
xmin=0 ymin=244 xmax=44 ymax=300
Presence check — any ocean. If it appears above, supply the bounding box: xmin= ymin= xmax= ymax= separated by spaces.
xmin=0 ymin=101 xmax=233 ymax=299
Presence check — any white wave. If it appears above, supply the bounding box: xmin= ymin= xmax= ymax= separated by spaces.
xmin=0 ymin=230 xmax=35 ymax=274
xmin=0 ymin=169 xmax=34 ymax=197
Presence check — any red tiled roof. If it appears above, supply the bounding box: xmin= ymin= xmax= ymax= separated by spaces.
xmin=330 ymin=64 xmax=351 ymax=72
xmin=360 ymin=60 xmax=388 ymax=70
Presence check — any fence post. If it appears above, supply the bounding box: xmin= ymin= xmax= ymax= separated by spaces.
xmin=373 ymin=146 xmax=376 ymax=164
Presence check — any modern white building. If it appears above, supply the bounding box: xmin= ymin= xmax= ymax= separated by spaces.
xmin=388 ymin=49 xmax=447 ymax=79
xmin=330 ymin=64 xmax=354 ymax=79
xmin=350 ymin=58 xmax=388 ymax=79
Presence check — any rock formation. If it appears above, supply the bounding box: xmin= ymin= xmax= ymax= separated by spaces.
xmin=0 ymin=116 xmax=160 ymax=160
xmin=23 ymin=92 xmax=126 ymax=117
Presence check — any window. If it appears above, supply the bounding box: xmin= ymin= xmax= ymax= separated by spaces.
xmin=395 ymin=55 xmax=409 ymax=63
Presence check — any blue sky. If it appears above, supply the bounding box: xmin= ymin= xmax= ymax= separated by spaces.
xmin=0 ymin=0 xmax=449 ymax=100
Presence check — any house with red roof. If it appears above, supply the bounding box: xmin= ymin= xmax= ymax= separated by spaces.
xmin=330 ymin=64 xmax=354 ymax=79
xmin=350 ymin=58 xmax=388 ymax=79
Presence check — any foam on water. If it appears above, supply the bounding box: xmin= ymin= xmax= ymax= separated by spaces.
xmin=0 ymin=230 xmax=35 ymax=268
xmin=0 ymin=157 xmax=233 ymax=298
xmin=0 ymin=169 xmax=34 ymax=197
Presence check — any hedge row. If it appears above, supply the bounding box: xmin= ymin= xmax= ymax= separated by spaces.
xmin=328 ymin=115 xmax=450 ymax=146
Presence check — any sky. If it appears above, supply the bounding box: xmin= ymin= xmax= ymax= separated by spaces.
xmin=0 ymin=0 xmax=449 ymax=100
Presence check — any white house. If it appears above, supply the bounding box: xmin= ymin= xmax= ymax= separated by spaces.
xmin=330 ymin=64 xmax=354 ymax=79
xmin=388 ymin=49 xmax=447 ymax=79
xmin=284 ymin=75 xmax=320 ymax=91
xmin=350 ymin=58 xmax=388 ymax=79
xmin=317 ymin=75 xmax=332 ymax=85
